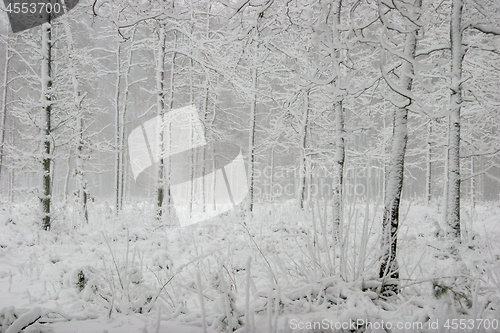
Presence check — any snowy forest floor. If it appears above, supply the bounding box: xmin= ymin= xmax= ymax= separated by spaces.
xmin=0 ymin=199 xmax=499 ymax=333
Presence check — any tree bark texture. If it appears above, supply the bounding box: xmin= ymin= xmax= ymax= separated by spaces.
xmin=379 ymin=0 xmax=421 ymax=293
xmin=446 ymin=0 xmax=463 ymax=239
xmin=41 ymin=22 xmax=53 ymax=230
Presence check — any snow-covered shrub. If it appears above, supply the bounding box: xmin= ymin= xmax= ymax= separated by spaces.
xmin=151 ymin=250 xmax=173 ymax=271
xmin=0 ymin=306 xmax=18 ymax=332
xmin=75 ymin=262 xmax=154 ymax=314
xmin=99 ymin=233 xmax=156 ymax=315
xmin=209 ymin=271 xmax=243 ymax=332
xmin=0 ymin=307 xmax=42 ymax=333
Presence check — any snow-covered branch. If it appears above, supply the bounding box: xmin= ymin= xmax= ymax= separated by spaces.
xmin=463 ymin=22 xmax=500 ymax=35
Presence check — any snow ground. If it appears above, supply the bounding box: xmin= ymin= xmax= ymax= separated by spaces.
xmin=0 ymin=199 xmax=499 ymax=333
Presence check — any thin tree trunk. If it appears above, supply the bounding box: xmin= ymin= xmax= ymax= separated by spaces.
xmin=382 ymin=112 xmax=387 ymax=202
xmin=443 ymin=127 xmax=449 ymax=222
xmin=201 ymin=77 xmax=209 ymax=213
xmin=63 ymin=148 xmax=71 ymax=201
xmin=0 ymin=39 xmax=11 ymax=184
xmin=114 ymin=35 xmax=122 ymax=214
xmin=119 ymin=27 xmax=136 ymax=212
xmin=188 ymin=50 xmax=195 ymax=217
xmin=76 ymin=114 xmax=88 ymax=223
xmin=470 ymin=156 xmax=475 ymax=208
xmin=425 ymin=119 xmax=432 ymax=205
xmin=156 ymin=25 xmax=166 ymax=221
xmin=41 ymin=22 xmax=53 ymax=230
xmin=62 ymin=15 xmax=88 ymax=224
xmin=201 ymin=5 xmax=211 ymax=214
xmin=379 ymin=0 xmax=421 ymax=293
xmin=123 ymin=148 xmax=129 ymax=204
xmin=298 ymin=89 xmax=310 ymax=209
xmin=269 ymin=148 xmax=274 ymax=202
xmin=157 ymin=27 xmax=176 ymax=222
xmin=247 ymin=66 xmax=257 ymax=213
xmin=446 ymin=0 xmax=463 ymax=239
xmin=332 ymin=101 xmax=344 ymax=237
xmin=119 ymin=57 xmax=129 ymax=212
xmin=8 ymin=129 xmax=14 ymax=203
xmin=211 ymin=82 xmax=217 ymax=211
xmin=331 ymin=0 xmax=345 ymax=239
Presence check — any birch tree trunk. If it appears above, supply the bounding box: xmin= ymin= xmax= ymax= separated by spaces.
xmin=41 ymin=22 xmax=53 ymax=230
xmin=165 ymin=42 xmax=176 ymax=215
xmin=188 ymin=34 xmax=195 ymax=217
xmin=379 ymin=0 xmax=421 ymax=293
xmin=63 ymin=149 xmax=71 ymax=201
xmin=332 ymin=101 xmax=344 ymax=238
xmin=298 ymin=89 xmax=310 ymax=209
xmin=0 ymin=39 xmax=11 ymax=184
xmin=201 ymin=5 xmax=211 ymax=214
xmin=446 ymin=0 xmax=463 ymax=239
xmin=114 ymin=35 xmax=123 ymax=214
xmin=470 ymin=156 xmax=475 ymax=208
xmin=443 ymin=128 xmax=449 ymax=222
xmin=382 ymin=111 xmax=387 ymax=204
xmin=201 ymin=77 xmax=209 ymax=213
xmin=118 ymin=27 xmax=137 ymax=212
xmin=62 ymin=15 xmax=88 ymax=224
xmin=8 ymin=127 xmax=14 ymax=202
xmin=157 ymin=27 xmax=176 ymax=222
xmin=269 ymin=148 xmax=274 ymax=202
xmin=76 ymin=113 xmax=88 ymax=223
xmin=331 ymin=0 xmax=345 ymax=240
xmin=246 ymin=66 xmax=257 ymax=213
xmin=425 ymin=119 xmax=432 ymax=205
xmin=156 ymin=25 xmax=166 ymax=221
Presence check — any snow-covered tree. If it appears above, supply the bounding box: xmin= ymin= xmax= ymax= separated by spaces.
xmin=445 ymin=0 xmax=500 ymax=239
xmin=40 ymin=21 xmax=53 ymax=230
xmin=378 ymin=0 xmax=423 ymax=293
xmin=0 ymin=34 xmax=12 ymax=185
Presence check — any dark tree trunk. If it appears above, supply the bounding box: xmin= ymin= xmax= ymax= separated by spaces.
xmin=41 ymin=22 xmax=53 ymax=230
xmin=379 ymin=0 xmax=421 ymax=294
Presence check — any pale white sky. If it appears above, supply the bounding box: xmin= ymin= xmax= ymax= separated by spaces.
xmin=0 ymin=3 xmax=8 ymax=35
